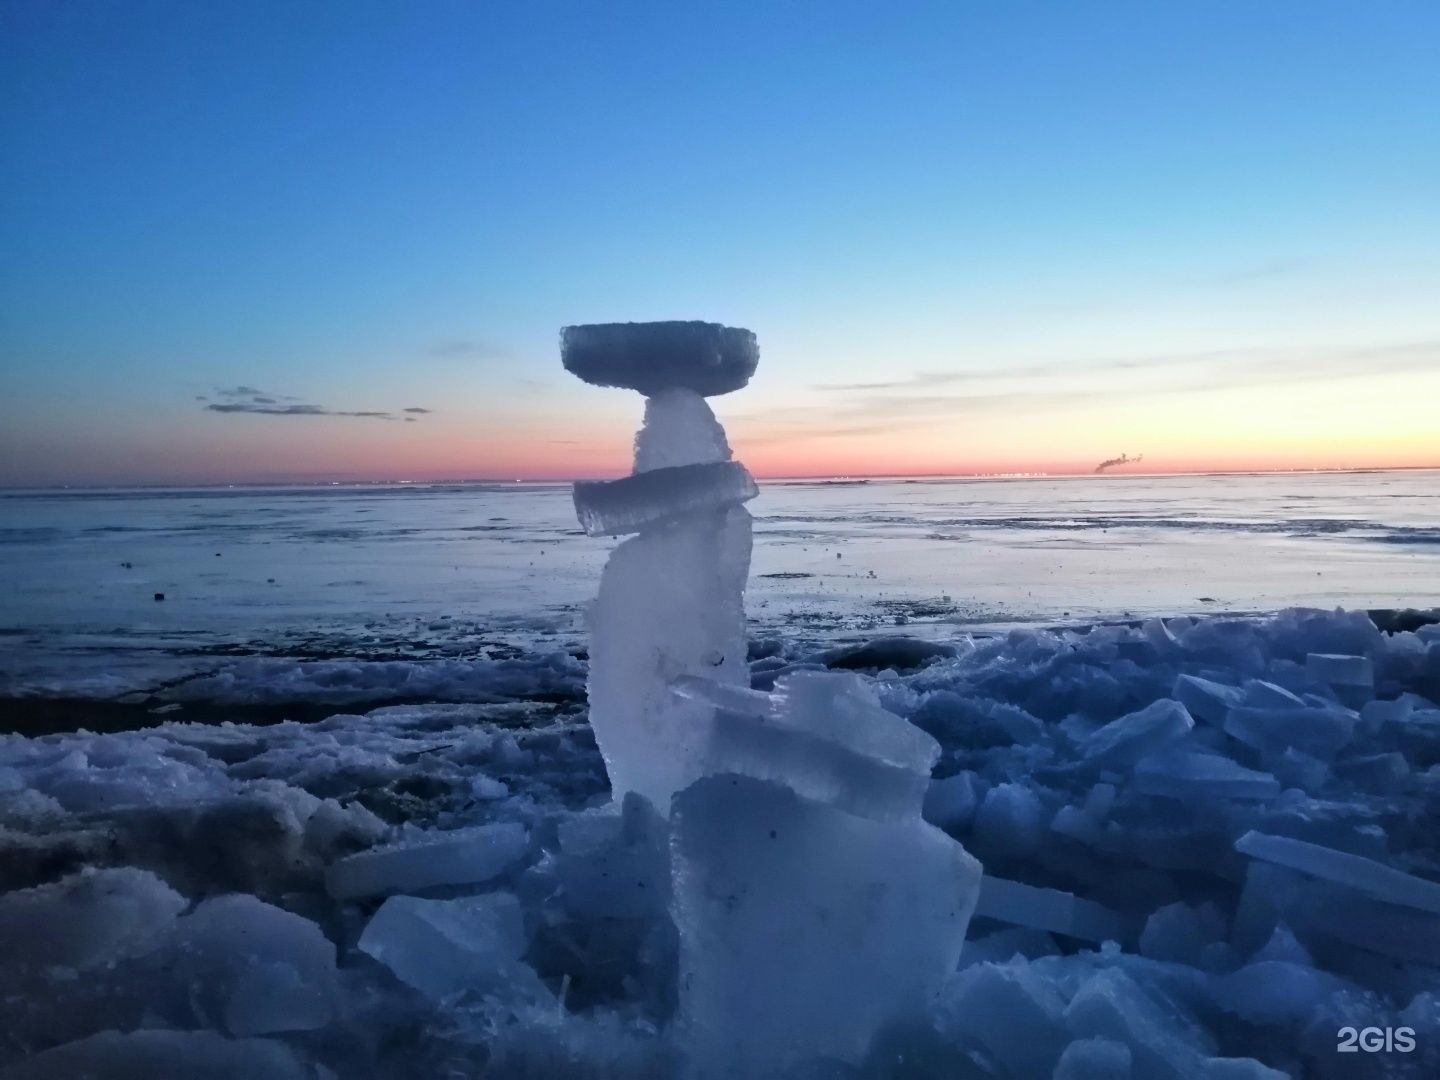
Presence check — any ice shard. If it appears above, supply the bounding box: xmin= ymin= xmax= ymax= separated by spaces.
xmin=670 ymin=673 xmax=981 ymax=1077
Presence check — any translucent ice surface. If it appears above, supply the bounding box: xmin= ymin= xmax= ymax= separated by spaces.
xmin=358 ymin=891 xmax=541 ymax=1000
xmin=325 ymin=822 xmax=527 ymax=899
xmin=632 ymin=387 xmax=732 ymax=472
xmin=671 ymin=773 xmax=981 ymax=1077
xmin=586 ymin=505 xmax=752 ymax=808
xmin=572 ymin=461 xmax=758 ymax=537
xmin=974 ymin=875 xmax=1127 ymax=944
xmin=675 ymin=669 xmax=940 ymax=821
xmin=1078 ymin=698 xmax=1194 ymax=766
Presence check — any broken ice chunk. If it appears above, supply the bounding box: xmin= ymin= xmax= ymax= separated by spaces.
xmin=225 ymin=960 xmax=334 ymax=1037
xmin=770 ymin=670 xmax=941 ymax=774
xmin=358 ymin=891 xmax=543 ymax=1001
xmin=1134 ymin=750 xmax=1279 ymax=801
xmin=1138 ymin=901 xmax=1227 ymax=967
xmin=1241 ymin=680 xmax=1307 ymax=709
xmin=676 ymin=670 xmax=941 ymax=822
xmin=923 ymin=771 xmax=979 ymax=831
xmin=632 ymin=387 xmax=733 ymax=471
xmin=0 ymin=867 xmax=185 ymax=975
xmin=163 ymin=894 xmax=338 ymax=1037
xmin=1212 ymin=960 xmax=1350 ymax=1024
xmin=974 ymin=875 xmax=1127 ymax=945
xmin=1172 ymin=675 xmax=1242 ymax=725
xmin=0 ymin=1029 xmax=309 ymax=1080
xmin=671 ymin=773 xmax=980 ymax=1076
xmin=555 ymin=792 xmax=670 ymax=918
xmin=958 ymin=926 xmax=1061 ymax=966
xmin=325 ymin=822 xmax=527 ymax=900
xmin=1305 ymin=652 xmax=1373 ymax=688
xmin=935 ymin=960 xmax=1071 ymax=1077
xmin=1223 ymin=704 xmax=1354 ymax=759
xmin=1077 ymin=698 xmax=1194 ymax=767
xmin=573 ymin=461 xmax=758 ymax=536
xmin=1053 ymin=1037 xmax=1132 ymax=1080
xmin=561 ymin=320 xmax=759 ymax=396
xmin=1360 ymin=695 xmax=1416 ymax=725
xmin=973 ymin=782 xmax=1047 ymax=859
xmin=1235 ymin=830 xmax=1440 ymax=914
xmin=1063 ymin=967 xmax=1218 ymax=1079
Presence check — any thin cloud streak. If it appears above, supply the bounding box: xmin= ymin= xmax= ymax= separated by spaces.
xmin=744 ymin=340 xmax=1440 ymax=446
xmin=203 ymin=386 xmax=430 ymax=421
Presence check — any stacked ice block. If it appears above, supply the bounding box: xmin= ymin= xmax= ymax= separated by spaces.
xmin=562 ymin=322 xmax=760 ymax=809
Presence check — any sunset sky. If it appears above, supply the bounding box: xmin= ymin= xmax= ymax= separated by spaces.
xmin=3 ymin=1 xmax=1438 ymax=486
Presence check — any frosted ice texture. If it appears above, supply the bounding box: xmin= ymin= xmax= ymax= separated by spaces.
xmin=582 ymin=386 xmax=754 ymax=808
xmin=671 ymin=773 xmax=981 ymax=1077
xmin=0 ymin=868 xmax=185 ymax=975
xmin=165 ymin=894 xmax=339 ymax=1037
xmin=561 ymin=321 xmax=759 ymax=396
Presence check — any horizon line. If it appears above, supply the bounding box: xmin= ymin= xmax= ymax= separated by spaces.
xmin=3 ymin=463 xmax=1437 ymax=494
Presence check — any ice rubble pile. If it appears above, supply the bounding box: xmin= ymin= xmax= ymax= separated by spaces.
xmin=0 ymin=609 xmax=1437 ymax=1076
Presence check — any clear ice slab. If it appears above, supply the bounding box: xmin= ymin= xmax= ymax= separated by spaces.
xmin=671 ymin=773 xmax=981 ymax=1077
xmin=573 ymin=461 xmax=758 ymax=537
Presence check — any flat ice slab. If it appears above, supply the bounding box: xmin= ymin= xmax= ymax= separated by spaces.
xmin=973 ymin=875 xmax=1127 ymax=944
xmin=561 ymin=321 xmax=759 ymax=396
xmin=573 ymin=461 xmax=758 ymax=537
xmin=1235 ymin=830 xmax=1440 ymax=914
xmin=325 ymin=823 xmax=527 ymax=900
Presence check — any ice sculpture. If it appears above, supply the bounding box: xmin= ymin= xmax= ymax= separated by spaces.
xmin=563 ymin=321 xmax=759 ymax=808
xmin=566 ymin=322 xmax=982 ymax=1077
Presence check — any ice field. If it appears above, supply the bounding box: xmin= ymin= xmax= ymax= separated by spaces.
xmin=4 ymin=609 xmax=1440 ymax=1078
xmin=2 ymin=469 xmax=1438 ymax=706
xmin=2 ymin=454 xmax=1440 ymax=1077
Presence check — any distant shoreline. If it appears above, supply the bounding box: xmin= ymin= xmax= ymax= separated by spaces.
xmin=2 ymin=464 xmax=1437 ymax=495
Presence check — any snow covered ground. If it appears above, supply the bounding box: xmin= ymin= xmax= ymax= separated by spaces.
xmin=3 ymin=606 xmax=1440 ymax=1078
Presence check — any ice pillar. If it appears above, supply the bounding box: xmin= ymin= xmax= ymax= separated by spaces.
xmin=562 ymin=321 xmax=760 ymax=808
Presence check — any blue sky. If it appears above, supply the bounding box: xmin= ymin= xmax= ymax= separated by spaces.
xmin=2 ymin=1 xmax=1438 ymax=484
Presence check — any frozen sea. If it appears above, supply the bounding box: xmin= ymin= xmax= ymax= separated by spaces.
xmin=4 ymin=470 xmax=1440 ymax=1079
xmin=2 ymin=469 xmax=1438 ymax=718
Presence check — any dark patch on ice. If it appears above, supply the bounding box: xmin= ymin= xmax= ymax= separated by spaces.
xmin=813 ymin=636 xmax=959 ymax=671
xmin=1368 ymin=608 xmax=1440 ymax=634
xmin=757 ymin=572 xmax=814 ymax=579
